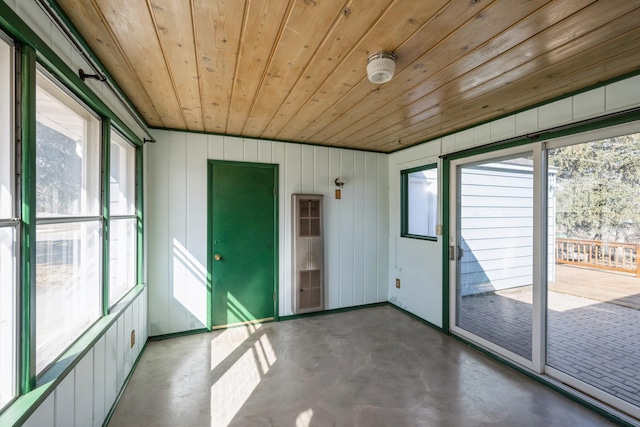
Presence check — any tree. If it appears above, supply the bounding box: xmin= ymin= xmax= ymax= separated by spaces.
xmin=549 ymin=133 xmax=640 ymax=243
xmin=35 ymin=122 xmax=82 ymax=215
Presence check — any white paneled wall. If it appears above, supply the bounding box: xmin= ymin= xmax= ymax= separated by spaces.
xmin=147 ymin=131 xmax=389 ymax=335
xmin=388 ymin=73 xmax=640 ymax=328
xmin=22 ymin=289 xmax=148 ymax=427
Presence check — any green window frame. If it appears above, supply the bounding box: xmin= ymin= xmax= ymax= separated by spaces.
xmin=0 ymin=4 xmax=146 ymax=421
xmin=0 ymin=30 xmax=17 ymax=412
xmin=401 ymin=163 xmax=438 ymax=241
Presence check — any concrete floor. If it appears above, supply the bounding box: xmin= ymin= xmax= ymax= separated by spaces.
xmin=109 ymin=306 xmax=618 ymax=427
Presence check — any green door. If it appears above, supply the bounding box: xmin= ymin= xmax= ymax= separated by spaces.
xmin=208 ymin=161 xmax=278 ymax=329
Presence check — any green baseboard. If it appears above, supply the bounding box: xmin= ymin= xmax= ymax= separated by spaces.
xmin=148 ymin=328 xmax=210 ymax=341
xmin=278 ymin=302 xmax=388 ymax=321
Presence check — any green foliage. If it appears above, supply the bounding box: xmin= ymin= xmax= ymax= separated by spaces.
xmin=549 ymin=134 xmax=640 ymax=243
xmin=35 ymin=122 xmax=81 ymax=215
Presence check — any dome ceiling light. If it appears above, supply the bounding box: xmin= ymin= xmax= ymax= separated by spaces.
xmin=367 ymin=51 xmax=396 ymax=84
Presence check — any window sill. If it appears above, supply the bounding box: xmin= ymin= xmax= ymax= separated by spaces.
xmin=0 ymin=284 xmax=146 ymax=427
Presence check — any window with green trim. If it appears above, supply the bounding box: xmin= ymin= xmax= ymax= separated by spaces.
xmin=0 ymin=33 xmax=17 ymax=411
xmin=401 ymin=164 xmax=438 ymax=240
xmin=35 ymin=70 xmax=102 ymax=374
xmin=108 ymin=130 xmax=136 ymax=305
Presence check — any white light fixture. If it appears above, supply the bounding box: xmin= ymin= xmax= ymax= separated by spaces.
xmin=334 ymin=177 xmax=346 ymax=188
xmin=367 ymin=51 xmax=396 ymax=84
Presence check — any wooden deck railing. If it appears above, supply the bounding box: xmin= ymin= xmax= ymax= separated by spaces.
xmin=555 ymin=238 xmax=639 ymax=277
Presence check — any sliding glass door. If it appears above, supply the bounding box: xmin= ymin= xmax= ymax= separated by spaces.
xmin=449 ymin=125 xmax=640 ymax=420
xmin=450 ymin=147 xmax=541 ymax=369
xmin=546 ymin=132 xmax=640 ymax=416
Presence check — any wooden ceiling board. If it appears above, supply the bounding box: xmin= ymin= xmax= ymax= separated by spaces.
xmin=368 ymin=19 xmax=640 ymax=151
xmin=260 ymin=0 xmax=415 ymax=139
xmin=55 ymin=0 xmax=640 ymax=152
xmin=224 ymin=0 xmax=293 ymax=135
xmin=333 ymin=0 xmax=594 ymax=148
xmin=270 ymin=0 xmax=457 ymax=142
xmin=281 ymin=0 xmax=489 ymax=143
xmin=59 ymin=0 xmax=163 ymax=125
xmin=348 ymin=0 xmax=640 ymax=150
xmin=93 ymin=0 xmax=186 ymax=129
xmin=147 ymin=0 xmax=203 ymax=130
xmin=192 ymin=0 xmax=245 ymax=134
xmin=240 ymin=0 xmax=350 ymax=137
xmin=311 ymin=0 xmax=554 ymax=146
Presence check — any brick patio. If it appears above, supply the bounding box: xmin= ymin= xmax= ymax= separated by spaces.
xmin=459 ymin=267 xmax=640 ymax=408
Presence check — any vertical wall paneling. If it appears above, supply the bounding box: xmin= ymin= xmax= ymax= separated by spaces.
xmin=352 ymin=153 xmax=365 ymax=305
xmin=244 ymin=138 xmax=258 ymax=162
xmin=168 ymin=132 xmax=188 ymax=332
xmin=55 ymin=372 xmax=75 ymax=427
xmin=116 ymin=317 xmax=125 ymax=390
xmin=364 ymin=153 xmax=378 ymax=304
xmin=74 ymin=351 xmax=94 ymax=427
xmin=148 ymin=131 xmax=389 ymax=329
xmin=21 ymin=394 xmax=54 ymax=427
xmin=377 ymin=156 xmax=389 ymax=303
xmin=123 ymin=310 xmax=132 ymax=375
xmin=22 ymin=293 xmax=147 ymax=426
xmin=272 ymin=142 xmax=286 ymax=315
xmin=284 ymin=144 xmax=302 ymax=314
xmin=258 ymin=140 xmax=273 ymax=164
xmin=208 ymin=134 xmax=224 ymax=160
xmin=301 ymin=145 xmax=314 ymax=192
xmin=223 ymin=136 xmax=244 ymax=161
xmin=93 ymin=337 xmax=106 ymax=427
xmin=326 ymin=148 xmax=342 ymax=309
xmin=147 ymin=130 xmax=170 ymax=335
xmin=104 ymin=323 xmax=118 ymax=409
xmin=185 ymin=133 xmax=208 ymax=329
xmin=338 ymin=150 xmax=355 ymax=308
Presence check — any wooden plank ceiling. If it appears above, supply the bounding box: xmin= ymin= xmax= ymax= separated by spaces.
xmin=57 ymin=0 xmax=640 ymax=153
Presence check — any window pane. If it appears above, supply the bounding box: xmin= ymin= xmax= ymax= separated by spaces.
xmin=0 ymin=226 xmax=16 ymax=408
xmin=547 ymin=133 xmax=640 ymax=408
xmin=36 ymin=73 xmax=100 ymax=217
xmin=407 ymin=167 xmax=438 ymax=237
xmin=36 ymin=221 xmax=101 ymax=373
xmin=110 ymin=132 xmax=136 ymax=216
xmin=0 ymin=38 xmax=12 ymax=219
xmin=109 ymin=218 xmax=136 ymax=305
xmin=456 ymin=155 xmax=534 ymax=360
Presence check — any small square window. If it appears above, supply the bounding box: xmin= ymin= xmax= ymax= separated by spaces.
xmin=401 ymin=164 xmax=438 ymax=240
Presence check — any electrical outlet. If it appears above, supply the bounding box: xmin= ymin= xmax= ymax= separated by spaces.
xmin=396 ymin=278 xmax=401 ymax=288
xmin=130 ymin=330 xmax=135 ymax=348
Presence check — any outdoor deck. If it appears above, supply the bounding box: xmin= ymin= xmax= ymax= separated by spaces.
xmin=551 ymin=264 xmax=640 ymax=310
xmin=460 ymin=265 xmax=640 ymax=409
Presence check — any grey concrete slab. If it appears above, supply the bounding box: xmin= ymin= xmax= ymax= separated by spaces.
xmin=108 ymin=306 xmax=617 ymax=427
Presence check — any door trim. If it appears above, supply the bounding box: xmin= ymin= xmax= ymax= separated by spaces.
xmin=206 ymin=160 xmax=279 ymax=330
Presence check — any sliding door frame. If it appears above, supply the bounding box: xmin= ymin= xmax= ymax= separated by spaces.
xmin=448 ymin=143 xmax=546 ymax=373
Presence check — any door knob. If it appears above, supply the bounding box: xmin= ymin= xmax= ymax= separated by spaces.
xmin=214 ymin=254 xmax=222 ymax=261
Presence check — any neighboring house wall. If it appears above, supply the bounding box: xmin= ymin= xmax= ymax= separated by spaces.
xmin=458 ymin=162 xmax=556 ymax=296
xmin=4 ymin=1 xmax=150 ymax=426
xmin=147 ymin=130 xmax=390 ymax=335
xmin=388 ymin=73 xmax=640 ymax=328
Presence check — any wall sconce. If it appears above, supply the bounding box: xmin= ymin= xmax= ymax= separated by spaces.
xmin=334 ymin=177 xmax=346 ymax=199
